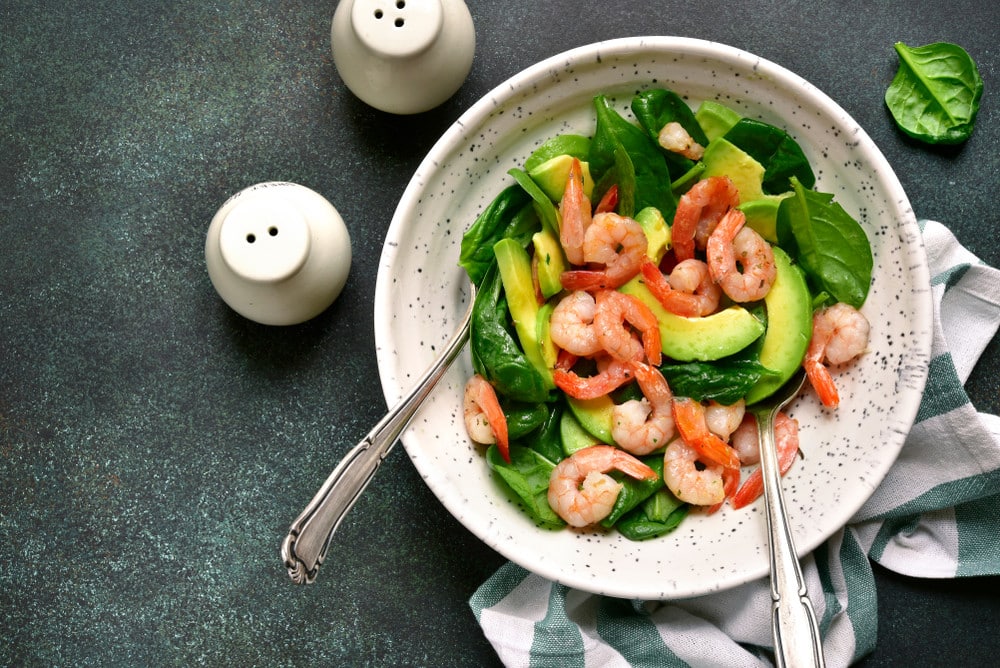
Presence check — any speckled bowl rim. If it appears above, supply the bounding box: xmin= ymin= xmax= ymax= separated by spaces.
xmin=374 ymin=36 xmax=932 ymax=599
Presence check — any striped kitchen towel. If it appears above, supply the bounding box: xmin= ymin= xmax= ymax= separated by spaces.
xmin=470 ymin=220 xmax=1000 ymax=667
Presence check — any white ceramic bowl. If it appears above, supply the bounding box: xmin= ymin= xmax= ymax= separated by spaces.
xmin=374 ymin=37 xmax=932 ymax=599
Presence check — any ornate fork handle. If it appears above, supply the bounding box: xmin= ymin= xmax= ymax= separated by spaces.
xmin=281 ymin=289 xmax=474 ymax=584
xmin=757 ymin=406 xmax=826 ymax=668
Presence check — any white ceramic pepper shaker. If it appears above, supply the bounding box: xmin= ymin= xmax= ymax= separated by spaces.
xmin=331 ymin=0 xmax=475 ymax=114
xmin=205 ymin=182 xmax=352 ymax=326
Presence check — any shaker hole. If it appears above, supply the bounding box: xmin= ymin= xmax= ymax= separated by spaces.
xmin=268 ymin=226 xmax=278 ymax=237
xmin=396 ymin=1 xmax=405 ymax=8
xmin=246 ymin=234 xmax=256 ymax=243
xmin=395 ymin=18 xmax=404 ymax=27
xmin=374 ymin=9 xmax=383 ymax=19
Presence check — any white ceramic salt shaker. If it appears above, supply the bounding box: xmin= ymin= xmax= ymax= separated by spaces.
xmin=331 ymin=0 xmax=475 ymax=114
xmin=205 ymin=182 xmax=352 ymax=326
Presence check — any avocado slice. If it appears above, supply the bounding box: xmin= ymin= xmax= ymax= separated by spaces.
xmin=566 ymin=395 xmax=615 ymax=445
xmin=701 ymin=137 xmax=785 ymax=208
xmin=744 ymin=247 xmax=812 ymax=405
xmin=695 ymin=100 xmax=741 ymax=142
xmin=531 ymin=229 xmax=567 ymax=299
xmin=738 ymin=194 xmax=791 ymax=244
xmin=494 ymin=238 xmax=555 ymax=388
xmin=619 ymin=276 xmax=765 ymax=361
xmin=559 ymin=407 xmax=604 ymax=455
xmin=528 ymin=154 xmax=596 ymax=203
xmin=634 ymin=206 xmax=671 ymax=263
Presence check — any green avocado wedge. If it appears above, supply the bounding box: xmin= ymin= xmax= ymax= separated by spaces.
xmin=619 ymin=276 xmax=765 ymax=362
xmin=744 ymin=246 xmax=813 ymax=405
xmin=566 ymin=395 xmax=615 ymax=445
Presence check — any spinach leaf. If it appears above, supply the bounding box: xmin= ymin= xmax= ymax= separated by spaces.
xmin=590 ymin=95 xmax=676 ymax=220
xmin=459 ymin=185 xmax=533 ymax=285
xmin=885 ymin=41 xmax=984 ymax=145
xmin=723 ymin=118 xmax=815 ymax=192
xmin=508 ymin=168 xmax=560 ymax=236
xmin=661 ymin=358 xmax=773 ymax=404
xmin=631 ymin=89 xmax=709 ymax=181
xmin=471 ymin=264 xmax=551 ymax=403
xmin=518 ymin=401 xmax=564 ymax=464
xmin=504 ymin=402 xmax=551 ymax=440
xmin=776 ymin=177 xmax=873 ymax=308
xmin=592 ymin=144 xmax=638 ymax=218
xmin=524 ymin=134 xmax=592 ymax=172
xmin=600 ymin=456 xmax=664 ymax=528
xmin=486 ymin=445 xmax=563 ymax=527
xmin=616 ymin=490 xmax=689 ymax=541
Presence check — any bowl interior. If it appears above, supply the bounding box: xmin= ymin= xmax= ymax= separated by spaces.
xmin=374 ymin=37 xmax=931 ymax=599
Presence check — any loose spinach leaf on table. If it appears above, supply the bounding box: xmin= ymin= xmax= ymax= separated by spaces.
xmin=885 ymin=41 xmax=984 ymax=145
xmin=776 ymin=177 xmax=873 ymax=308
xmin=471 ymin=263 xmax=551 ymax=403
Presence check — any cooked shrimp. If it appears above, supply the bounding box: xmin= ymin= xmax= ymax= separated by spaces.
xmin=658 ymin=121 xmax=705 ymax=161
xmin=730 ymin=413 xmax=761 ymax=465
xmin=593 ymin=289 xmax=662 ymax=366
xmin=549 ymin=291 xmax=603 ymax=357
xmin=560 ymin=212 xmax=647 ymax=291
xmin=706 ymin=208 xmax=777 ymax=303
xmin=612 ymin=361 xmax=676 ymax=455
xmin=463 ymin=374 xmax=510 ymax=462
xmin=672 ymin=397 xmax=741 ymax=470
xmin=731 ymin=412 xmax=800 ymax=509
xmin=553 ymin=355 xmax=634 ymax=400
xmin=640 ymin=258 xmax=721 ymax=317
xmin=704 ymin=399 xmax=745 ymax=442
xmin=804 ymin=302 xmax=870 ymax=408
xmin=559 ymin=157 xmax=591 ymax=266
xmin=671 ymin=176 xmax=740 ymax=262
xmin=547 ymin=444 xmax=658 ymax=527
xmin=663 ymin=438 xmax=725 ymax=506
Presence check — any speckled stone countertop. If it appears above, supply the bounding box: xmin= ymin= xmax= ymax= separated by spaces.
xmin=3 ymin=1 xmax=999 ymax=666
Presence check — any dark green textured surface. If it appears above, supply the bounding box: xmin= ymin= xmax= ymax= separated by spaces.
xmin=2 ymin=1 xmax=998 ymax=666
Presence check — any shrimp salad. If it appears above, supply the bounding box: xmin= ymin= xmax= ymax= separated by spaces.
xmin=458 ymin=89 xmax=873 ymax=540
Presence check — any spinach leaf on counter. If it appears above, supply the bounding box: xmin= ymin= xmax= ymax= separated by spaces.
xmin=471 ymin=263 xmax=551 ymax=403
xmin=776 ymin=177 xmax=873 ymax=308
xmin=885 ymin=41 xmax=983 ymax=145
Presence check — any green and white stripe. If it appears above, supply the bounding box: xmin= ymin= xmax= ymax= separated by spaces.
xmin=471 ymin=221 xmax=1000 ymax=667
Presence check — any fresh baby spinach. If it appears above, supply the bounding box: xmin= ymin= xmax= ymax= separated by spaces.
xmin=590 ymin=95 xmax=677 ymax=219
xmin=486 ymin=444 xmax=563 ymax=527
xmin=471 ymin=263 xmax=551 ymax=403
xmin=459 ymin=184 xmax=533 ymax=285
xmin=631 ymin=88 xmax=710 ymax=180
xmin=885 ymin=41 xmax=983 ymax=144
xmin=723 ymin=118 xmax=815 ymax=193
xmin=776 ymin=177 xmax=873 ymax=308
